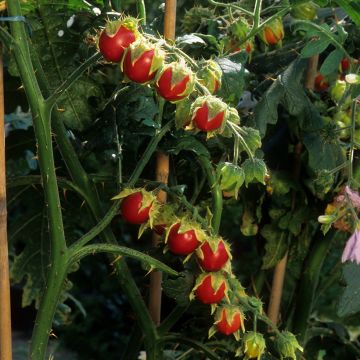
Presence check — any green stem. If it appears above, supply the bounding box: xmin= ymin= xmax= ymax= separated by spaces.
xmin=161 ymin=335 xmax=221 ymax=360
xmin=208 ymin=0 xmax=253 ymax=16
xmin=197 ymin=156 xmax=223 ymax=233
xmin=348 ymin=100 xmax=357 ymax=184
xmin=70 ymin=201 xmax=121 ymax=250
xmin=30 ymin=25 xmax=170 ymax=360
xmin=253 ymin=0 xmax=262 ymax=29
xmin=45 ymin=52 xmax=102 ymax=110
xmin=68 ymin=243 xmax=178 ymax=276
xmin=111 ymin=0 xmax=122 ymax=12
xmin=158 ymin=304 xmax=189 ymax=335
xmin=291 ymin=231 xmax=334 ymax=345
xmin=136 ymin=0 xmax=146 ymax=25
xmin=6 ymin=2 xmax=68 ymax=359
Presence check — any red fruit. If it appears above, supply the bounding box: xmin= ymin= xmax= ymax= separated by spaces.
xmin=216 ymin=308 xmax=242 ymax=335
xmin=121 ymin=192 xmax=152 ymax=224
xmin=123 ymin=49 xmax=157 ymax=83
xmin=195 ymin=274 xmax=226 ymax=304
xmin=340 ymin=57 xmax=350 ymax=72
xmin=193 ymin=102 xmax=225 ymax=131
xmin=264 ymin=28 xmax=279 ymax=45
xmin=214 ymin=79 xmax=221 ymax=93
xmin=155 ymin=63 xmax=194 ymax=102
xmin=99 ymin=23 xmax=138 ymax=62
xmin=260 ymin=18 xmax=284 ymax=46
xmin=197 ymin=241 xmax=229 ymax=271
xmin=167 ymin=223 xmax=200 ymax=255
xmin=314 ymin=73 xmax=329 ymax=92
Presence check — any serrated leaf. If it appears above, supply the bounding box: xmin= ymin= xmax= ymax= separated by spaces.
xmin=242 ymin=158 xmax=267 ymax=186
xmin=163 ymin=271 xmax=194 ymax=306
xmin=261 ymin=225 xmax=287 ymax=269
xmin=238 ymin=127 xmax=261 ymax=155
xmin=216 ymin=58 xmax=246 ymax=106
xmin=169 ymin=136 xmax=211 ymax=158
xmin=338 ymin=262 xmax=360 ymax=317
xmin=301 ymin=38 xmax=331 ymax=58
xmin=320 ymin=49 xmax=345 ymax=76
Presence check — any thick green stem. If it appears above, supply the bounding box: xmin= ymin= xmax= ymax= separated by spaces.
xmin=6 ymin=2 xmax=68 ymax=359
xmin=291 ymin=232 xmax=333 ymax=344
xmin=197 ymin=156 xmax=223 ymax=233
xmin=136 ymin=0 xmax=146 ymax=25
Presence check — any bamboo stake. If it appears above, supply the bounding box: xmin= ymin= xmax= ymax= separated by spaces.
xmin=0 ymin=50 xmax=13 ymax=360
xmin=267 ymin=56 xmax=317 ymax=325
xmin=148 ymin=0 xmax=176 ymax=326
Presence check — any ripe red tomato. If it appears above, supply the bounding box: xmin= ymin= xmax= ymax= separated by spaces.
xmin=193 ymin=102 xmax=225 ymax=131
xmin=216 ymin=308 xmax=242 ymax=335
xmin=121 ymin=192 xmax=152 ymax=224
xmin=168 ymin=223 xmax=200 ymax=255
xmin=99 ymin=25 xmax=137 ymax=63
xmin=340 ymin=57 xmax=350 ymax=72
xmin=197 ymin=241 xmax=229 ymax=271
xmin=123 ymin=48 xmax=157 ymax=83
xmin=156 ymin=66 xmax=192 ymax=102
xmin=195 ymin=274 xmax=226 ymax=304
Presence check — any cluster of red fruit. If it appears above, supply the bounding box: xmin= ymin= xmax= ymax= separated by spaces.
xmin=98 ymin=17 xmax=240 ymax=135
xmin=114 ymin=188 xmax=244 ymax=338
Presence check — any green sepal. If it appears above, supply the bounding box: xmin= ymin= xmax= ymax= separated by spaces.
xmin=217 ymin=162 xmax=245 ymax=199
xmin=243 ymin=331 xmax=266 ymax=360
xmin=111 ymin=188 xmax=160 ymax=235
xmin=165 ymin=216 xmax=207 ymax=246
xmin=214 ymin=305 xmax=245 ymax=335
xmin=196 ymin=236 xmax=232 ymax=261
xmin=175 ymin=99 xmax=192 ymax=129
xmin=189 ymin=271 xmax=228 ymax=302
xmin=121 ymin=38 xmax=165 ymax=81
xmin=242 ymin=158 xmax=267 ymax=186
xmin=156 ymin=61 xmax=195 ymax=102
xmin=105 ymin=16 xmax=140 ymax=37
xmin=276 ymin=331 xmax=303 ymax=360
xmin=197 ymin=59 xmax=222 ymax=94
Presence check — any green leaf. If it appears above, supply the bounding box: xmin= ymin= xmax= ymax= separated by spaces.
xmin=238 ymin=127 xmax=261 ymax=155
xmin=242 ymin=158 xmax=267 ymax=186
xmin=261 ymin=225 xmax=287 ymax=269
xmin=169 ymin=135 xmax=211 ymax=159
xmin=216 ymin=58 xmax=246 ymax=106
xmin=163 ymin=271 xmax=194 ymax=306
xmin=301 ymin=38 xmax=331 ymax=58
xmin=338 ymin=262 xmax=360 ymax=317
xmin=254 ymin=59 xmax=308 ymax=136
xmin=320 ymin=49 xmax=345 ymax=76
xmin=334 ymin=0 xmax=360 ymax=27
xmin=56 ymin=78 xmax=104 ymax=131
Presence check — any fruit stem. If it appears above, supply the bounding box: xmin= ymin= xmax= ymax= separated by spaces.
xmin=136 ymin=0 xmax=146 ymax=25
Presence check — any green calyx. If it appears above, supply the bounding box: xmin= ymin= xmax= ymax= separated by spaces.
xmin=242 ymin=332 xmax=266 ymax=360
xmin=157 ymin=61 xmax=195 ymax=99
xmin=111 ymin=188 xmax=160 ymax=233
xmin=259 ymin=17 xmax=284 ymax=45
xmin=291 ymin=2 xmax=317 ymax=20
xmin=123 ymin=38 xmax=165 ymax=77
xmin=228 ymin=18 xmax=250 ymax=42
xmin=165 ymin=216 xmax=208 ymax=245
xmin=190 ymin=271 xmax=228 ymax=302
xmin=217 ymin=162 xmax=245 ymax=199
xmin=276 ymin=331 xmax=303 ymax=360
xmin=197 ymin=59 xmax=222 ymax=94
xmin=105 ymin=16 xmax=140 ymax=37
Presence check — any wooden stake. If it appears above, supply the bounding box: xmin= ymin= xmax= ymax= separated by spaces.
xmin=148 ymin=0 xmax=176 ymax=326
xmin=267 ymin=57 xmax=317 ymax=325
xmin=0 ymin=50 xmax=13 ymax=360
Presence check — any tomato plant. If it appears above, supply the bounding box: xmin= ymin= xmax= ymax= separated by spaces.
xmin=4 ymin=1 xmax=360 ymax=360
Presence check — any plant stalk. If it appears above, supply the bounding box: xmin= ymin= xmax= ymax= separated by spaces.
xmin=6 ymin=2 xmax=68 ymax=359
xmin=0 ymin=47 xmax=12 ymax=360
